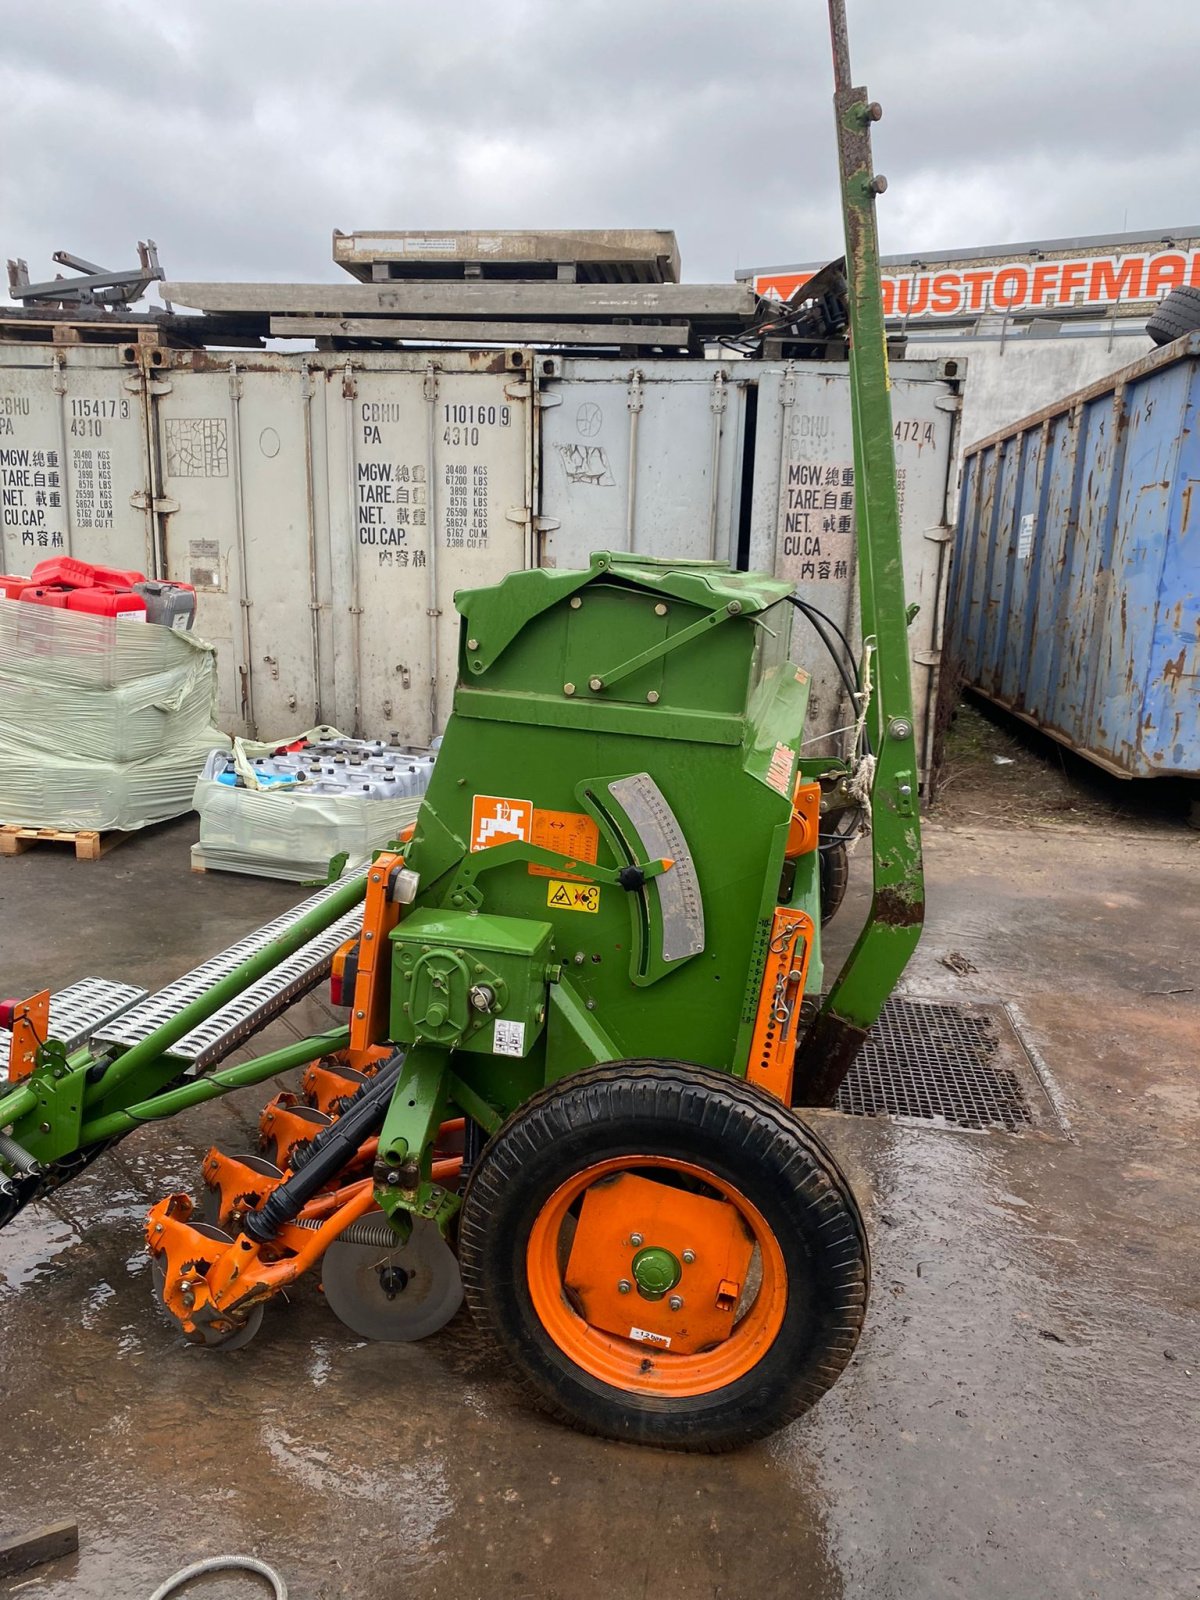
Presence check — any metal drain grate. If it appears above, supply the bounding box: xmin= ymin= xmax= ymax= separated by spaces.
xmin=834 ymin=998 xmax=1059 ymax=1134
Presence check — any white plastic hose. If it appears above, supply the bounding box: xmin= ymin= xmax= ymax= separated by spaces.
xmin=149 ymin=1555 xmax=287 ymax=1600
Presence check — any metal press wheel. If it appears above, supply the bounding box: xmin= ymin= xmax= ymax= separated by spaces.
xmin=458 ymin=1061 xmax=869 ymax=1452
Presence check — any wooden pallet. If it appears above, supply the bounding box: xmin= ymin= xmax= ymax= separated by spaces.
xmin=0 ymin=824 xmax=132 ymax=861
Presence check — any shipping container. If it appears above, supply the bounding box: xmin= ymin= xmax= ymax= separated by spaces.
xmin=0 ymin=343 xmax=961 ymax=777
xmin=949 ymin=333 xmax=1200 ymax=778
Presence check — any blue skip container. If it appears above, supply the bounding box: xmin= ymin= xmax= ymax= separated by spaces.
xmin=950 ymin=332 xmax=1200 ymax=778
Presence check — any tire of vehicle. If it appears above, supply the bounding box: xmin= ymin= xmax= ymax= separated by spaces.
xmin=819 ymin=838 xmax=850 ymax=926
xmin=1146 ymin=285 xmax=1200 ymax=347
xmin=459 ymin=1060 xmax=869 ymax=1452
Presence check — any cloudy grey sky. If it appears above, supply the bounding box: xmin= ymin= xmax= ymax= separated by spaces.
xmin=3 ymin=0 xmax=1199 ymax=296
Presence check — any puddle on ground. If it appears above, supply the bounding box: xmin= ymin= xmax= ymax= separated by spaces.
xmin=772 ymin=1120 xmax=1200 ymax=1600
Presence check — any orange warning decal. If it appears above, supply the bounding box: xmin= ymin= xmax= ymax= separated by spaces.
xmin=528 ymin=808 xmax=600 ymax=880
xmin=470 ymin=795 xmax=534 ymax=853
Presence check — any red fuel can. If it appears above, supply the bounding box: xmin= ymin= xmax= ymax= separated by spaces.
xmin=30 ymin=556 xmax=146 ymax=590
xmin=65 ymin=588 xmax=148 ymax=620
xmin=19 ymin=586 xmax=71 ymax=609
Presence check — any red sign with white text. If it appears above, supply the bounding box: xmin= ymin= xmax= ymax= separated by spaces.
xmin=754 ymin=248 xmax=1200 ymax=319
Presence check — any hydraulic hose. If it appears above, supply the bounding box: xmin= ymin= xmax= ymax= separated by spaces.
xmin=242 ymin=1053 xmax=405 ymax=1244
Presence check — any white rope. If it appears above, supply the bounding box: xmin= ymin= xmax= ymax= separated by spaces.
xmin=847 ymin=752 xmax=876 ymax=810
xmin=851 ymin=636 xmax=876 ymax=761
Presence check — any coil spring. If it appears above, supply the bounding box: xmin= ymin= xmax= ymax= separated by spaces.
xmin=293 ymin=1215 xmax=406 ymax=1250
xmin=0 ymin=1132 xmax=40 ymax=1175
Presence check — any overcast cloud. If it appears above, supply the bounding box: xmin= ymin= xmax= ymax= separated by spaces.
xmin=3 ymin=0 xmax=1199 ymax=298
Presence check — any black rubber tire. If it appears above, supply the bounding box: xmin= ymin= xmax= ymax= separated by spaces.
xmin=819 ymin=838 xmax=850 ymax=926
xmin=1146 ymin=285 xmax=1200 ymax=347
xmin=459 ymin=1060 xmax=869 ymax=1452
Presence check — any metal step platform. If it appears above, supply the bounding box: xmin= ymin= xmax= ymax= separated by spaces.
xmin=0 ymin=977 xmax=147 ymax=1079
xmin=92 ymin=872 xmax=366 ymax=1059
xmin=169 ymin=907 xmax=363 ymax=1071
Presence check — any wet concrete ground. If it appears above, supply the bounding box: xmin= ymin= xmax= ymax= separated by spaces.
xmin=1 ymin=813 xmax=1198 ymax=1599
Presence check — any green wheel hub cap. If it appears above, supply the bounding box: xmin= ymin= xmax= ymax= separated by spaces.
xmin=631 ymin=1245 xmax=681 ymax=1299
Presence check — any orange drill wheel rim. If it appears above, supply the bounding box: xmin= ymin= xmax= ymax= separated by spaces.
xmin=525 ymin=1156 xmax=788 ymax=1397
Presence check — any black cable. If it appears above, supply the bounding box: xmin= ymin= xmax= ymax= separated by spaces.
xmin=786 ymin=596 xmax=859 ymax=705
xmin=818 ymin=824 xmax=865 ymax=852
xmin=793 ymin=598 xmax=858 ymax=681
xmin=784 ymin=595 xmax=873 ymax=758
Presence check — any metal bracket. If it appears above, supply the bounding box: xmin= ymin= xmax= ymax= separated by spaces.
xmin=7 ymin=240 xmax=165 ymax=308
xmin=374 ymin=1046 xmax=459 ymax=1229
xmin=585 ymin=600 xmax=740 ymax=694
xmin=18 ymin=1056 xmax=88 ymax=1166
xmin=444 ymin=837 xmax=670 ymax=912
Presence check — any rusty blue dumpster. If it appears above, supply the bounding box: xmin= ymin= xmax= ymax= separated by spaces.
xmin=950 ymin=332 xmax=1199 ymax=778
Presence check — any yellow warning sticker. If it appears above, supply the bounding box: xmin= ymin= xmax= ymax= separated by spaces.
xmin=546 ymin=879 xmax=601 ymax=914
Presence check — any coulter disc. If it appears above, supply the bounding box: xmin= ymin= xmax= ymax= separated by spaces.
xmin=321 ymin=1220 xmax=463 ymax=1342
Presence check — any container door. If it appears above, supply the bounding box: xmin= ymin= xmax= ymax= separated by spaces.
xmin=537 ymin=361 xmax=744 ymax=568
xmin=746 ymin=361 xmax=960 ymax=781
xmin=149 ymin=360 xmax=317 ymax=736
xmin=327 ymin=352 xmax=534 ymax=742
xmin=0 ymin=345 xmax=155 ymax=579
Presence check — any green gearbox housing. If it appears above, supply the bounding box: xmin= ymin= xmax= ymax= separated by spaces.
xmin=390 ymin=909 xmax=557 ymax=1057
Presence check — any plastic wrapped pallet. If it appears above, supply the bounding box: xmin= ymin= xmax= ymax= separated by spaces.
xmin=0 ymin=599 xmax=227 ymax=832
xmin=191 ymin=741 xmax=426 ymax=881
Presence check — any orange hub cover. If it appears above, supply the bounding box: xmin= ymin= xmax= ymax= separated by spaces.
xmin=526 ymin=1158 xmax=788 ymax=1397
xmin=564 ymin=1171 xmax=751 ymax=1354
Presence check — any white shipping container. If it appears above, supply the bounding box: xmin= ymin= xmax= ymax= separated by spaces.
xmin=0 ymin=343 xmax=961 ymax=780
